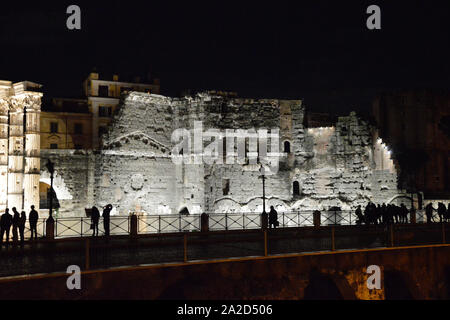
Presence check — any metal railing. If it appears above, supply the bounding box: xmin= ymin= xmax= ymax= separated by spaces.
xmin=137 ymin=214 xmax=201 ymax=234
xmin=5 ymin=209 xmax=440 ymax=241
xmin=54 ymin=216 xmax=130 ymax=238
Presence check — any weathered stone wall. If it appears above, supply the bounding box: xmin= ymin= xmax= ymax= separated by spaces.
xmin=43 ymin=92 xmax=402 ymax=216
xmin=40 ymin=149 xmax=93 ymax=217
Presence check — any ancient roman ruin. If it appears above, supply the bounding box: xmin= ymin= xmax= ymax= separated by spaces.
xmin=0 ymin=81 xmax=42 ymax=213
xmin=37 ymin=91 xmax=403 ymax=217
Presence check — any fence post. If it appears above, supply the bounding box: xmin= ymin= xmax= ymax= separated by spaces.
xmin=81 ymin=217 xmax=83 ymax=237
xmin=46 ymin=218 xmax=55 ymax=240
xmin=313 ymin=210 xmax=321 ymax=228
xmin=410 ymin=209 xmax=416 ymax=224
xmin=183 ymin=234 xmax=188 ymax=262
xmin=261 ymin=212 xmax=268 ymax=230
xmin=130 ymin=214 xmax=138 ymax=237
xmin=158 ymin=215 xmax=161 ymax=233
xmin=331 ymin=226 xmax=335 ymax=251
xmin=225 ymin=213 xmax=228 ymax=230
xmin=85 ymin=238 xmax=90 ymax=270
xmin=201 ymin=213 xmax=209 ymax=232
xmin=264 ymin=230 xmax=268 ymax=256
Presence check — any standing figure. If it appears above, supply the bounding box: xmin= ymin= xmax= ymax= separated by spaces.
xmin=269 ymin=206 xmax=278 ymax=228
xmin=0 ymin=209 xmax=13 ymax=245
xmin=425 ymin=203 xmax=434 ymax=224
xmin=29 ymin=205 xmax=39 ymax=240
xmin=11 ymin=207 xmax=20 ymax=243
xmin=18 ymin=211 xmax=26 ymax=244
xmin=355 ymin=205 xmax=364 ymax=225
xmin=102 ymin=204 xmax=112 ymax=236
xmin=400 ymin=203 xmax=408 ymax=224
xmin=91 ymin=206 xmax=100 ymax=237
xmin=438 ymin=202 xmax=446 ymax=223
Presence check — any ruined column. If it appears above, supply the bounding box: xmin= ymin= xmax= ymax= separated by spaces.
xmin=23 ymin=93 xmax=42 ymax=211
xmin=7 ymin=96 xmax=25 ymax=210
xmin=0 ymin=99 xmax=9 ymax=211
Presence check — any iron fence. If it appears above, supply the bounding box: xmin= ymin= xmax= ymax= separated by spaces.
xmin=0 ymin=218 xmax=46 ymax=242
xmin=137 ymin=214 xmax=201 ymax=234
xmin=12 ymin=210 xmax=443 ymax=240
xmin=54 ymin=216 xmax=130 ymax=238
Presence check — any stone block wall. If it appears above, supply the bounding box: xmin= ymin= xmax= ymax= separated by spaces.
xmin=42 ymin=92 xmax=402 ymax=217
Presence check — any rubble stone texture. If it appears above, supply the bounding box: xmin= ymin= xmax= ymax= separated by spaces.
xmin=40 ymin=92 xmax=401 ymax=217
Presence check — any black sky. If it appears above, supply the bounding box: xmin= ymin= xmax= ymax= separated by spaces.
xmin=0 ymin=0 xmax=449 ymax=115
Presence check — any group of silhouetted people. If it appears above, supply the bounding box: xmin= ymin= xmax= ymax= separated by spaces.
xmin=90 ymin=204 xmax=113 ymax=237
xmin=355 ymin=202 xmax=410 ymax=225
xmin=425 ymin=202 xmax=450 ymax=223
xmin=0 ymin=205 xmax=39 ymax=245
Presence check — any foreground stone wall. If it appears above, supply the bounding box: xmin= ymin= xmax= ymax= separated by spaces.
xmin=2 ymin=244 xmax=450 ymax=299
xmin=41 ymin=92 xmax=402 ymax=216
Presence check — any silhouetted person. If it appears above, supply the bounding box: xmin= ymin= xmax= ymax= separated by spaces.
xmin=29 ymin=205 xmax=39 ymax=240
xmin=18 ymin=211 xmax=26 ymax=244
xmin=11 ymin=207 xmax=20 ymax=243
xmin=269 ymin=206 xmax=278 ymax=228
xmin=438 ymin=202 xmax=446 ymax=223
xmin=400 ymin=203 xmax=408 ymax=224
xmin=355 ymin=205 xmax=364 ymax=225
xmin=425 ymin=203 xmax=434 ymax=224
xmin=102 ymin=204 xmax=112 ymax=236
xmin=91 ymin=206 xmax=100 ymax=236
xmin=381 ymin=203 xmax=387 ymax=225
xmin=0 ymin=208 xmax=13 ymax=245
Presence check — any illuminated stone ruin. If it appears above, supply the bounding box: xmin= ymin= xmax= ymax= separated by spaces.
xmin=0 ymin=81 xmax=42 ymax=213
xmin=39 ymin=92 xmax=402 ymax=216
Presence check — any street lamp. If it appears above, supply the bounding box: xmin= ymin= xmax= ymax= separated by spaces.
xmin=261 ymin=166 xmax=266 ymax=214
xmin=259 ymin=165 xmax=268 ymax=229
xmin=46 ymin=159 xmax=55 ymax=223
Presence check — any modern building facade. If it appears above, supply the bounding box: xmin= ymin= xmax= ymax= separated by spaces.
xmin=40 ymin=72 xmax=160 ymax=150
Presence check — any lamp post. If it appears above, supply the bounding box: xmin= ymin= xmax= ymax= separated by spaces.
xmin=259 ymin=166 xmax=268 ymax=229
xmin=46 ymin=159 xmax=55 ymax=223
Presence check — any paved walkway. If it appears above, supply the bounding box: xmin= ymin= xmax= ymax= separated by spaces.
xmin=0 ymin=223 xmax=446 ymax=278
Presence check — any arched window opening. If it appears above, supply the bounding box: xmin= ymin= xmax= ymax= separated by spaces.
xmin=293 ymin=181 xmax=300 ymax=196
xmin=284 ymin=141 xmax=291 ymax=153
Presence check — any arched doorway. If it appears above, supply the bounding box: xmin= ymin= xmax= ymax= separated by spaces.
xmin=384 ymin=270 xmax=414 ymax=300
xmin=293 ymin=181 xmax=300 ymax=196
xmin=304 ymin=269 xmax=344 ymax=300
xmin=179 ymin=207 xmax=190 ymax=215
xmin=39 ymin=182 xmax=60 ymax=210
xmin=284 ymin=141 xmax=291 ymax=153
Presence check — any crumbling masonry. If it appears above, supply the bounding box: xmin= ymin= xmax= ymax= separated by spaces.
xmin=39 ymin=92 xmax=403 ymax=217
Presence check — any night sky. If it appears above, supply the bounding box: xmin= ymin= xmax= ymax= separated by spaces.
xmin=0 ymin=0 xmax=449 ymax=114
